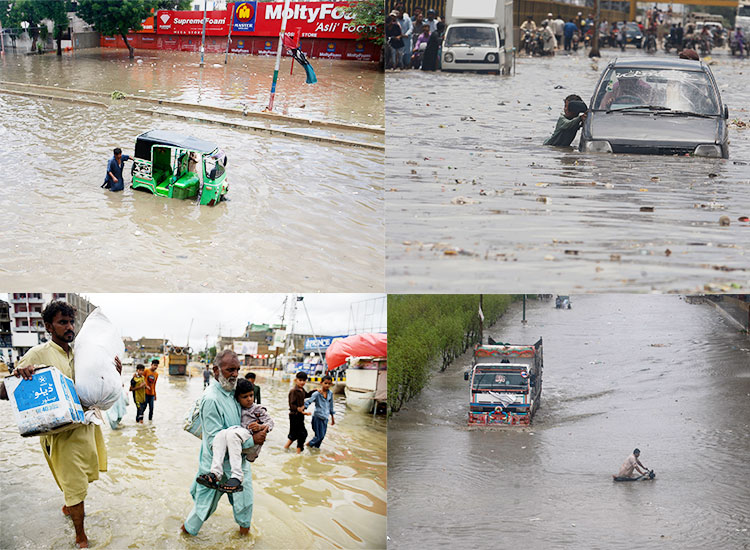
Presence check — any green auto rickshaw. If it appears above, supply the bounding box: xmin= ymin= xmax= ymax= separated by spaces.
xmin=131 ymin=130 xmax=228 ymax=206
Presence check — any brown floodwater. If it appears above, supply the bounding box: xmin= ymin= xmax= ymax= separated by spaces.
xmin=386 ymin=49 xmax=750 ymax=293
xmin=0 ymin=49 xmax=384 ymax=291
xmin=387 ymin=295 xmax=750 ymax=549
xmin=0 ymin=366 xmax=386 ymax=549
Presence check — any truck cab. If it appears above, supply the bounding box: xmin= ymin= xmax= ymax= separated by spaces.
xmin=464 ymin=338 xmax=543 ymax=425
xmin=442 ymin=0 xmax=512 ymax=74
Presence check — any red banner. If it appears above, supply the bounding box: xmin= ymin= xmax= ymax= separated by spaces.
xmin=136 ymin=16 xmax=155 ymax=33
xmin=156 ymin=9 xmax=230 ymax=36
xmin=228 ymin=2 xmax=376 ymax=40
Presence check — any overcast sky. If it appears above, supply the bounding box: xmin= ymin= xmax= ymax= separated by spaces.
xmin=2 ymin=293 xmax=386 ymax=349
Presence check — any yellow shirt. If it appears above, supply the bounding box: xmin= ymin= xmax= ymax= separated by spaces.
xmin=17 ymin=341 xmax=107 ymax=506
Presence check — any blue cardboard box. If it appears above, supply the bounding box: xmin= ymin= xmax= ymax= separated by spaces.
xmin=5 ymin=366 xmax=86 ymax=437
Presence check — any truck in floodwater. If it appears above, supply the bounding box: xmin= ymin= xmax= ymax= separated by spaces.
xmin=464 ymin=338 xmax=543 ymax=426
xmin=442 ymin=0 xmax=513 ymax=74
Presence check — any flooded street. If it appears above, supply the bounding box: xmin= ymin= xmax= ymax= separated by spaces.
xmin=0 ymin=49 xmax=384 ymax=291
xmin=0 ymin=367 xmax=386 ymax=549
xmin=386 ymin=50 xmax=750 ymax=292
xmin=388 ymin=295 xmax=750 ymax=549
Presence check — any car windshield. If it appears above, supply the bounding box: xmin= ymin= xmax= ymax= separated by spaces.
xmin=592 ymin=68 xmax=720 ymax=115
xmin=444 ymin=26 xmax=497 ymax=48
xmin=472 ymin=371 xmax=527 ymax=390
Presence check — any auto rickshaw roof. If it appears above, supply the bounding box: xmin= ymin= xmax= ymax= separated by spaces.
xmin=135 ymin=130 xmax=218 ymax=159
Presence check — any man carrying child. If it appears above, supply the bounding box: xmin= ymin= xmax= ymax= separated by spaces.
xmin=182 ymin=350 xmax=266 ymax=537
xmin=195 ymin=378 xmax=274 ymax=493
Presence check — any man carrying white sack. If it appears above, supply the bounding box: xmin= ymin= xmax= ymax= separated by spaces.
xmin=3 ymin=300 xmax=121 ymax=549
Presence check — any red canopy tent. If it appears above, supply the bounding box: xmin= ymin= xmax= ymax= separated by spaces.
xmin=325 ymin=333 xmax=387 ymax=371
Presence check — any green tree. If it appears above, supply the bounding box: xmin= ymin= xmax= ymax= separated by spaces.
xmin=76 ymin=0 xmax=158 ymax=58
xmin=4 ymin=0 xmax=42 ymax=51
xmin=35 ymin=0 xmax=71 ymax=56
xmin=343 ymin=0 xmax=384 ymax=46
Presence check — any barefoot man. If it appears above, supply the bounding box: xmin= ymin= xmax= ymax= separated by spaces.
xmin=182 ymin=349 xmax=266 ymax=537
xmin=2 ymin=300 xmax=121 ymax=548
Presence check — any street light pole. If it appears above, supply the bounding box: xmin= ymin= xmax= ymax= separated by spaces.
xmin=590 ymin=0 xmax=601 ymax=58
xmin=200 ymin=1 xmax=208 ymax=67
xmin=267 ymin=0 xmax=291 ymax=111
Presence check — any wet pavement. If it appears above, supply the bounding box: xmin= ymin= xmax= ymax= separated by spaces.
xmin=0 ymin=367 xmax=386 ymax=549
xmin=0 ymin=49 xmax=384 ymax=291
xmin=388 ymin=295 xmax=750 ymax=549
xmin=386 ymin=49 xmax=750 ymax=293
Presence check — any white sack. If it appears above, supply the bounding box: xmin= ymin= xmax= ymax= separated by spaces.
xmin=74 ymin=308 xmax=125 ymax=410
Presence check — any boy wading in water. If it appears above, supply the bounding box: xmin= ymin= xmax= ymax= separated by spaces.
xmin=284 ymin=372 xmax=311 ymax=453
xmin=304 ymin=375 xmax=336 ymax=448
xmin=544 ymin=94 xmax=588 ymax=147
xmin=130 ymin=364 xmax=147 ymax=423
xmin=196 ymin=378 xmax=274 ymax=493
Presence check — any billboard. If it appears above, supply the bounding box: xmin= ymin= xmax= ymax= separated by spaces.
xmin=156 ymin=9 xmax=231 ymax=36
xmin=229 ymin=2 xmax=377 ymax=40
xmin=304 ymin=335 xmax=346 ymax=352
xmin=233 ymin=341 xmax=259 ymax=355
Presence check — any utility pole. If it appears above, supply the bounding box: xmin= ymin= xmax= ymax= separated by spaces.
xmin=522 ymin=295 xmax=527 ymax=324
xmin=199 ymin=1 xmax=208 ymax=67
xmin=225 ymin=2 xmax=235 ymax=64
xmin=589 ymin=0 xmax=601 ymax=58
xmin=271 ymin=295 xmax=288 ymax=376
xmin=267 ymin=0 xmax=291 ymax=111
xmin=479 ymin=294 xmax=484 ymax=344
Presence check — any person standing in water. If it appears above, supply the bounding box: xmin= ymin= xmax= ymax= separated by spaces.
xmin=303 ymin=375 xmax=336 ymax=448
xmin=615 ymin=448 xmax=649 ymax=479
xmin=102 ymin=147 xmax=132 ymax=192
xmin=1 ymin=300 xmax=121 ymax=548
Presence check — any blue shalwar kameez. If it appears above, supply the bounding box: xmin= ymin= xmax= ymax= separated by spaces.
xmin=184 ymin=380 xmax=255 ymax=535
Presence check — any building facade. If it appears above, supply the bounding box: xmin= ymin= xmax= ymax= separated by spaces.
xmin=8 ymin=293 xmax=96 ymax=363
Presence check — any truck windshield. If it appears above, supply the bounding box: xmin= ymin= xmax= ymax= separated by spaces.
xmin=592 ymin=68 xmax=720 ymax=115
xmin=739 ymin=6 xmax=750 ymax=16
xmin=445 ymin=27 xmax=497 ymax=48
xmin=472 ymin=372 xmax=527 ymax=390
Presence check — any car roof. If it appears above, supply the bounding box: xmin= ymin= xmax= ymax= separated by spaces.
xmin=135 ymin=130 xmax=217 ymax=156
xmin=610 ymin=57 xmax=707 ymax=72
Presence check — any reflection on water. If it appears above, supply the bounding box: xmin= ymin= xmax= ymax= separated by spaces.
xmin=388 ymin=295 xmax=750 ymax=549
xmin=0 ymin=49 xmax=384 ymax=291
xmin=0 ymin=369 xmax=386 ymax=549
xmin=386 ymin=50 xmax=750 ymax=292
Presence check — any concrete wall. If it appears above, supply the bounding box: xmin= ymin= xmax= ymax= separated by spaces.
xmin=73 ymin=31 xmax=100 ymax=50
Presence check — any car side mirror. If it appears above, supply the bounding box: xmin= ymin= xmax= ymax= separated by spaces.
xmin=724 ymin=106 xmax=729 ymax=120
xmin=464 ymin=371 xmax=469 ymax=381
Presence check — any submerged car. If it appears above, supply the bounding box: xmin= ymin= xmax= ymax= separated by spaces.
xmin=580 ymin=58 xmax=729 ymax=158
xmin=132 ymin=130 xmax=228 ymax=206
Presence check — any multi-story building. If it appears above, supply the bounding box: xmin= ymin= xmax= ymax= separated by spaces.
xmin=0 ymin=300 xmax=12 ymax=367
xmin=123 ymin=337 xmax=166 ymax=361
xmin=216 ymin=322 xmax=333 ymax=367
xmin=8 ymin=293 xmax=96 ymax=361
